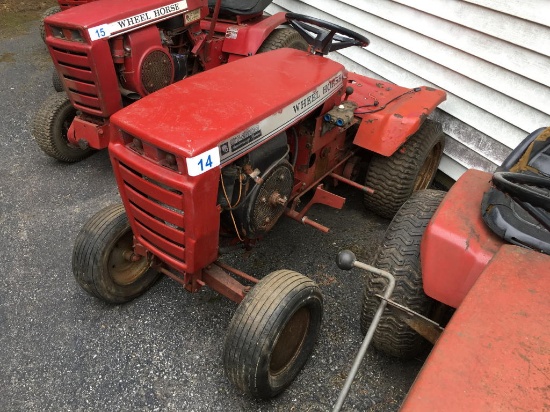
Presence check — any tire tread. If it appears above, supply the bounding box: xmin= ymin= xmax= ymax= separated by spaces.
xmin=31 ymin=92 xmax=93 ymax=162
xmin=223 ymin=270 xmax=322 ymax=398
xmin=257 ymin=28 xmax=308 ymax=53
xmin=364 ymin=120 xmax=445 ymax=218
xmin=360 ymin=189 xmax=446 ymax=358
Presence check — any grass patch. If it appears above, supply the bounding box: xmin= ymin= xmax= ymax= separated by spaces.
xmin=0 ymin=0 xmax=57 ymax=39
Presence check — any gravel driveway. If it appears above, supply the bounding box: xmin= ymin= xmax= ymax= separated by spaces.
xmin=0 ymin=19 xmax=424 ymax=411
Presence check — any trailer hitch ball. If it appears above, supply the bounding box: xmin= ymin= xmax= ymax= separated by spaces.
xmin=336 ymin=250 xmax=356 ymax=271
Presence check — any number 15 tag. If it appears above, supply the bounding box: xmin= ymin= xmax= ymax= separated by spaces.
xmin=88 ymin=24 xmax=111 ymax=41
xmin=186 ymin=147 xmax=221 ymax=176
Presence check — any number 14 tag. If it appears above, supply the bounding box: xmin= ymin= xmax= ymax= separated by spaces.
xmin=186 ymin=147 xmax=221 ymax=176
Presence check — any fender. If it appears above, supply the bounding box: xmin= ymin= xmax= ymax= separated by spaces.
xmin=350 ymin=74 xmax=446 ymax=157
xmin=218 ymin=12 xmax=288 ymax=56
xmin=421 ymin=169 xmax=503 ymax=308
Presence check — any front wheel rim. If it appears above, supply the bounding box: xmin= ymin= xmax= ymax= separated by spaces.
xmin=269 ymin=307 xmax=310 ymax=376
xmin=108 ymin=231 xmax=149 ymax=286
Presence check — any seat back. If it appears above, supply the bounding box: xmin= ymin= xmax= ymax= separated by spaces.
xmin=481 ymin=127 xmax=550 ymax=254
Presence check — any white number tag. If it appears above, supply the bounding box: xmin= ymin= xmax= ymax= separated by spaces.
xmin=186 ymin=147 xmax=220 ymax=176
xmin=88 ymin=24 xmax=111 ymax=41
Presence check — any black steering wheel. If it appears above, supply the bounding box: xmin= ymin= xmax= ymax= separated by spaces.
xmin=286 ymin=13 xmax=370 ymax=55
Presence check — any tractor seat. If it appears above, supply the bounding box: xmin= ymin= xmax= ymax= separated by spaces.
xmin=207 ymin=0 xmax=272 ymax=15
xmin=481 ymin=127 xmax=550 ymax=254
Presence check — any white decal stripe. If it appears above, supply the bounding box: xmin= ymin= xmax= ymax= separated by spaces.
xmin=88 ymin=1 xmax=188 ymax=41
xmin=218 ymin=71 xmax=344 ymax=165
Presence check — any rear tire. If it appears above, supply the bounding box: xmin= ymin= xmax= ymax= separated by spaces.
xmin=223 ymin=270 xmax=323 ymax=398
xmin=40 ymin=6 xmax=61 ymax=42
xmin=72 ymin=204 xmax=160 ymax=304
xmin=361 ymin=190 xmax=446 ymax=358
xmin=31 ymin=92 xmax=94 ymax=162
xmin=364 ymin=120 xmax=445 ymax=218
xmin=258 ymin=28 xmax=308 ymax=53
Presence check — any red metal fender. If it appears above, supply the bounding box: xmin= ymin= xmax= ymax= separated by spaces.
xmin=420 ymin=169 xmax=504 ymax=308
xmin=217 ymin=12 xmax=288 ymax=56
xmin=401 ymin=245 xmax=550 ymax=412
xmin=349 ymin=74 xmax=446 ymax=157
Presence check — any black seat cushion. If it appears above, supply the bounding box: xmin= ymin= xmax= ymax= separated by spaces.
xmin=481 ymin=127 xmax=550 ymax=254
xmin=207 ymin=0 xmax=272 ymax=15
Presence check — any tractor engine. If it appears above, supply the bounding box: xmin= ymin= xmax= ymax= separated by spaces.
xmin=218 ymin=133 xmax=293 ymax=239
xmin=115 ymin=15 xmax=193 ymax=99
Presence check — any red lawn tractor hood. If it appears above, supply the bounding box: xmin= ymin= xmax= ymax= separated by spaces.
xmin=110 ymin=48 xmax=346 ymax=164
xmin=45 ymin=0 xmax=206 ymax=38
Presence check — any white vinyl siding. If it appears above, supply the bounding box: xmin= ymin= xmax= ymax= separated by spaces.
xmin=267 ymin=0 xmax=550 ymax=180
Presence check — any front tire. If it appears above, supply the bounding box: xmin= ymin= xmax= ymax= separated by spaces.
xmin=257 ymin=28 xmax=308 ymax=53
xmin=72 ymin=204 xmax=160 ymax=304
xmin=31 ymin=92 xmax=94 ymax=162
xmin=52 ymin=68 xmax=63 ymax=92
xmin=361 ymin=190 xmax=446 ymax=358
xmin=364 ymin=120 xmax=445 ymax=218
xmin=223 ymin=270 xmax=323 ymax=398
xmin=40 ymin=6 xmax=61 ymax=42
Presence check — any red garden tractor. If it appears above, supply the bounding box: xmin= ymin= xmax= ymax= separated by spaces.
xmin=334 ymin=127 xmax=550 ymax=410
xmin=32 ymin=0 xmax=309 ymax=162
xmin=71 ymin=14 xmax=447 ymax=398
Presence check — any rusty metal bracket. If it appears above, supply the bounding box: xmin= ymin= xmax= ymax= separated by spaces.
xmin=285 ymin=184 xmax=345 ymax=232
xmin=202 ymin=263 xmax=249 ymax=303
xmin=375 ymin=294 xmax=444 ymax=344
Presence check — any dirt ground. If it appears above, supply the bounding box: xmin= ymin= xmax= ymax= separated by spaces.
xmin=0 ymin=0 xmax=57 ymax=38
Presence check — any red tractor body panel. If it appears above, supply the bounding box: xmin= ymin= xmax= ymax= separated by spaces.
xmin=43 ymin=0 xmax=208 ymax=150
xmin=44 ymin=0 xmax=207 ymax=119
xmin=46 ymin=35 xmax=121 ymax=117
xmin=420 ymin=169 xmax=504 ymax=308
xmin=109 ymin=48 xmax=346 ymax=273
xmin=351 ymin=78 xmax=446 ymax=156
xmin=109 ymin=143 xmax=221 ymax=274
xmin=46 ymin=0 xmax=206 ymax=34
xmin=111 ymin=48 xmax=346 ymax=159
xmin=401 ymin=244 xmax=550 ymax=412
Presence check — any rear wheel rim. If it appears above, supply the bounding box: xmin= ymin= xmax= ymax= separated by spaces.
xmin=414 ymin=142 xmax=443 ymax=191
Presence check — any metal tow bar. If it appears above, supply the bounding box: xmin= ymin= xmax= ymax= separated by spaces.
xmin=332 ymin=250 xmax=396 ymax=412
